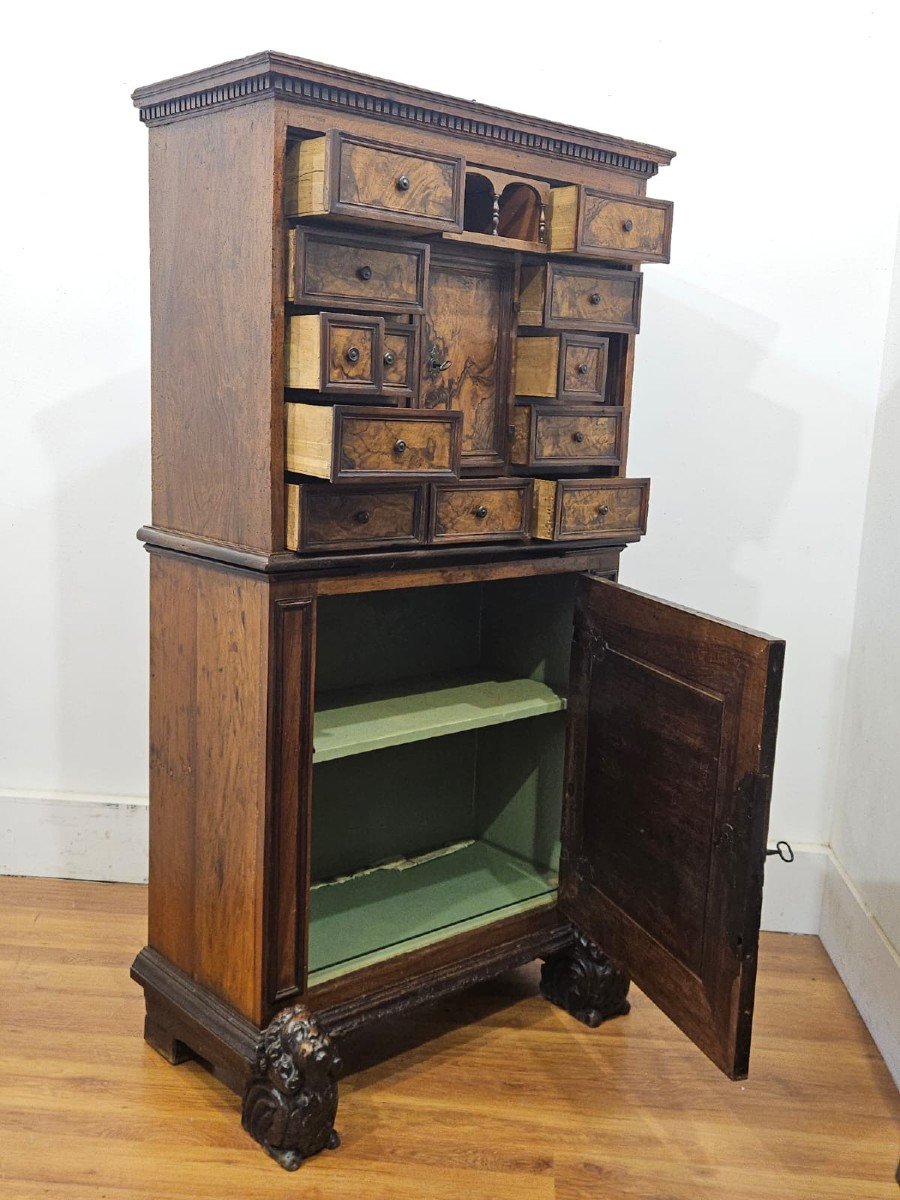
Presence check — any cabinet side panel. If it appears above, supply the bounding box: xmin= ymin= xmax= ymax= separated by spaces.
xmin=148 ymin=554 xmax=198 ymax=973
xmin=148 ymin=102 xmax=280 ymax=552
xmin=191 ymin=564 xmax=271 ymax=1023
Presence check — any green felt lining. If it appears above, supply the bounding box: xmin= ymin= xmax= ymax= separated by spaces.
xmin=313 ymin=670 xmax=566 ymax=763
xmin=307 ymin=574 xmax=578 ymax=983
xmin=307 ymin=839 xmax=558 ymax=981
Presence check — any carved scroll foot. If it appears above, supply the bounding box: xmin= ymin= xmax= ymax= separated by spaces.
xmin=540 ymin=932 xmax=631 ymax=1028
xmin=241 ymin=1004 xmax=341 ymax=1170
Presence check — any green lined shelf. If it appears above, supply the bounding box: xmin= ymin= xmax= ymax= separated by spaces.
xmin=308 ymin=839 xmax=558 ymax=983
xmin=312 ymin=670 xmax=566 ymax=763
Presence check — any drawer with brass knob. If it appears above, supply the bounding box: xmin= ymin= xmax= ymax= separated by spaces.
xmin=286 ymin=403 xmax=461 ymax=484
xmin=288 ymin=227 xmax=429 ymax=314
xmin=428 ymin=479 xmax=532 ymax=543
xmin=517 ymin=261 xmax=642 ymax=333
xmin=531 ymin=477 xmax=650 ymax=541
xmin=514 ymin=333 xmax=609 ymax=402
xmin=510 ymin=405 xmax=622 ymax=469
xmin=285 ymin=131 xmax=465 ymax=233
xmin=382 ymin=320 xmax=420 ymax=399
xmin=285 ymin=482 xmax=426 ymax=552
xmin=285 ymin=313 xmax=419 ymax=399
xmin=286 ymin=313 xmax=385 ymax=395
xmin=549 ymin=186 xmax=673 ymax=263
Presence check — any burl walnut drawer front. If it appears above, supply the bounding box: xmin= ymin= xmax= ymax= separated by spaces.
xmin=518 ymin=262 xmax=642 ymax=333
xmin=285 ymin=482 xmax=425 ymax=552
xmin=429 ymin=479 xmax=532 ymax=543
xmin=286 ymin=132 xmax=465 ymax=233
xmin=288 ymin=228 xmax=429 ymax=314
xmin=532 ymin=477 xmax=649 ymax=541
xmin=550 ymin=186 xmax=673 ymax=264
xmin=285 ymin=313 xmax=383 ymax=394
xmin=510 ymin=406 xmax=622 ymax=469
xmin=286 ymin=404 xmax=461 ymax=484
xmin=382 ymin=322 xmax=419 ymax=399
xmin=515 ymin=333 xmax=609 ymax=402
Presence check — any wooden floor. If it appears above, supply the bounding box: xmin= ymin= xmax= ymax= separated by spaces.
xmin=0 ymin=878 xmax=896 ymax=1199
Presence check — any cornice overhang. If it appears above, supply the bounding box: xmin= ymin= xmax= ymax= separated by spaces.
xmin=132 ymin=51 xmax=675 ymax=178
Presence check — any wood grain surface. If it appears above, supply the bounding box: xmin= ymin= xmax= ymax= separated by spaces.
xmin=1 ymin=876 xmax=897 ymax=1199
xmin=419 ymin=254 xmax=511 ymax=469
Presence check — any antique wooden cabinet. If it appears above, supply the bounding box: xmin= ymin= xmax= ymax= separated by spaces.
xmin=130 ymin=52 xmax=784 ymax=1170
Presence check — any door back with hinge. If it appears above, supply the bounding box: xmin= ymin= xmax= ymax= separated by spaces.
xmin=560 ymin=576 xmax=784 ymax=1078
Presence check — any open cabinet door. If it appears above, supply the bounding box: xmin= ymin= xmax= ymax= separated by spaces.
xmin=559 ymin=577 xmax=784 ymax=1079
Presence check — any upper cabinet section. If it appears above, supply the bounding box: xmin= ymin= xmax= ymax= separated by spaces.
xmin=286 ymin=132 xmax=465 ymax=234
xmin=549 ymin=187 xmax=674 ymax=263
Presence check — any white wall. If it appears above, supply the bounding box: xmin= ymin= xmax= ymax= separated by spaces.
xmin=2 ymin=3 xmax=899 ymax=916
xmin=822 ymin=219 xmax=900 ymax=1083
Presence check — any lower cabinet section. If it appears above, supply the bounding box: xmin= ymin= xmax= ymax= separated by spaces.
xmin=306 ymin=574 xmax=575 ymax=985
xmin=532 ymin=477 xmax=650 ymax=541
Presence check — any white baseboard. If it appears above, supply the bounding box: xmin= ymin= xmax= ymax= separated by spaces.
xmin=819 ymin=850 xmax=900 ymax=1087
xmin=2 ymin=790 xmax=827 ymax=933
xmin=0 ymin=790 xmax=149 ymax=884
xmin=760 ymin=842 xmax=828 ymax=934
xmin=1 ymin=795 xmax=895 ymax=1081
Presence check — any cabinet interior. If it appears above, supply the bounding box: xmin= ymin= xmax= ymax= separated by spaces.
xmin=308 ymin=573 xmax=578 ymax=985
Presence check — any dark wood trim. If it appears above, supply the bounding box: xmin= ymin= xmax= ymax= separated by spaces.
xmin=264 ymin=599 xmax=316 ymax=1010
xmin=139 ymin=525 xmax=629 ymax=575
xmin=132 ymin=947 xmax=259 ymax=1094
xmin=308 ymin=914 xmax=574 ymax=1034
xmin=132 ymin=52 xmax=675 ymax=176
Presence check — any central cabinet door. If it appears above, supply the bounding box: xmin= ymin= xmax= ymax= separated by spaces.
xmin=419 ymin=252 xmax=511 ymax=472
xmin=560 ymin=576 xmax=784 ymax=1080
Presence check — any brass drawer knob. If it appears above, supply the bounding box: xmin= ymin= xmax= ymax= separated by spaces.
xmin=396 ymin=175 xmax=411 ymax=191
xmin=357 ymin=264 xmax=373 ymax=281
xmin=590 ymin=293 xmax=602 ymax=306
xmin=383 ymin=350 xmax=396 ymax=366
xmin=598 ymin=503 xmax=610 ymax=516
xmin=393 ymin=439 xmax=407 ymax=454
xmin=577 ymin=363 xmax=590 ymax=376
xmin=573 ymin=431 xmax=585 ymax=443
xmin=474 ymin=505 xmax=488 ymax=520
xmin=354 ymin=510 xmax=371 ymax=524
xmin=345 ymin=346 xmax=360 ymax=364
xmin=623 ymin=218 xmax=634 ymax=232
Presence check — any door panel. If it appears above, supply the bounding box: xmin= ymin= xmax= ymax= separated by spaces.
xmin=419 ymin=253 xmax=511 ymax=471
xmin=560 ymin=577 xmax=784 ymax=1079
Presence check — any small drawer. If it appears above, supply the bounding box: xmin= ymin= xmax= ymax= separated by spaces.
xmin=286 ymin=482 xmax=425 ymax=552
xmin=429 ymin=479 xmax=532 ymax=544
xmin=286 ymin=403 xmax=461 ymax=484
xmin=514 ymin=333 xmax=609 ymax=402
xmin=286 ymin=132 xmax=465 ymax=233
xmin=288 ymin=228 xmax=429 ymax=314
xmin=518 ymin=262 xmax=642 ymax=333
xmin=531 ymin=477 xmax=649 ymax=541
xmin=510 ymin=406 xmax=622 ymax=469
xmin=286 ymin=313 xmax=384 ymax=394
xmin=382 ymin=321 xmax=420 ymax=399
xmin=549 ymin=186 xmax=673 ymax=263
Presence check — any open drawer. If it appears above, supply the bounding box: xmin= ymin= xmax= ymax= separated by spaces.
xmin=531 ymin=476 xmax=649 ymax=541
xmin=286 ymin=403 xmax=462 ymax=484
xmin=549 ymin=186 xmax=673 ymax=263
xmin=285 ymin=132 xmax=465 ymax=233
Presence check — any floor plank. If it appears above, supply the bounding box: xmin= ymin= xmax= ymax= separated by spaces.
xmin=0 ymin=876 xmax=896 ymax=1199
